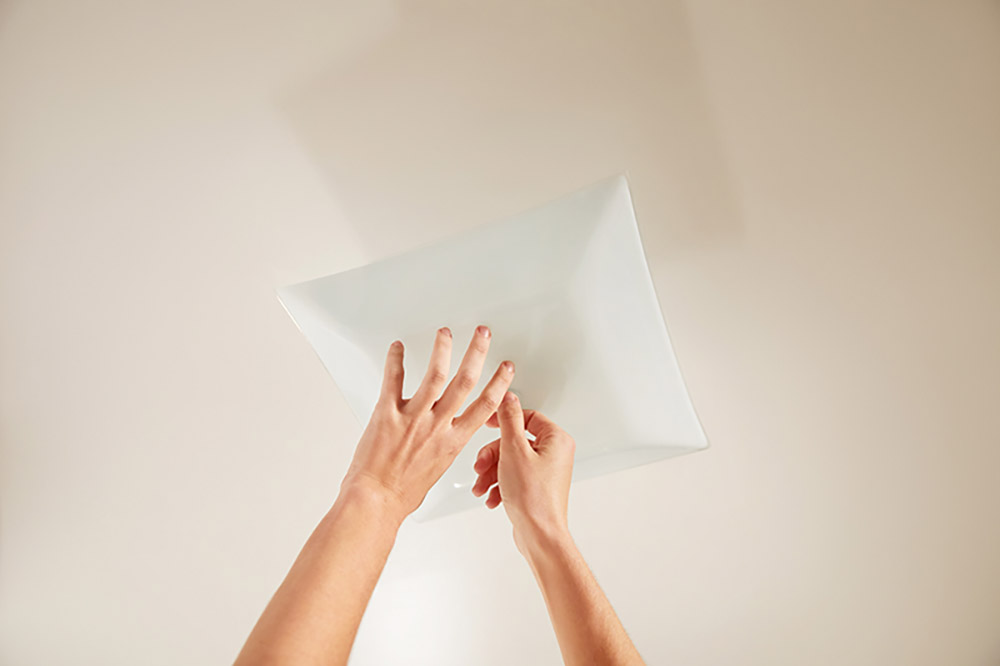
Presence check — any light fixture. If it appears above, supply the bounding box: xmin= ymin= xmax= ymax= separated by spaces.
xmin=278 ymin=175 xmax=707 ymax=520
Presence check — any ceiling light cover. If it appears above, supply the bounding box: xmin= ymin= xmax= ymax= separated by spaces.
xmin=278 ymin=175 xmax=708 ymax=520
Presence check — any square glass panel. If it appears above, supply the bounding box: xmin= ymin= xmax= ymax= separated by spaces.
xmin=278 ymin=175 xmax=707 ymax=520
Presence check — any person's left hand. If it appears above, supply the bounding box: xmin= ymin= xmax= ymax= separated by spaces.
xmin=340 ymin=325 xmax=514 ymax=519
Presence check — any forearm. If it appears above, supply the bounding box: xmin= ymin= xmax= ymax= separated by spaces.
xmin=521 ymin=527 xmax=645 ymax=666
xmin=235 ymin=484 xmax=404 ymax=666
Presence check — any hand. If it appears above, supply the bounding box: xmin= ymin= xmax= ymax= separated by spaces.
xmin=471 ymin=393 xmax=576 ymax=550
xmin=341 ymin=326 xmax=514 ymax=519
xmin=474 ymin=396 xmax=644 ymax=666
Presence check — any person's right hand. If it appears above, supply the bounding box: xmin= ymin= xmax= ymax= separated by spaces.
xmin=471 ymin=393 xmax=576 ymax=551
xmin=472 ymin=395 xmax=648 ymax=666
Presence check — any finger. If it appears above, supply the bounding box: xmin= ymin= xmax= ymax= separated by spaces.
xmin=472 ymin=464 xmax=497 ymax=497
xmin=497 ymin=392 xmax=533 ymax=456
xmin=434 ymin=325 xmax=491 ymax=416
xmin=472 ymin=438 xmax=500 ymax=496
xmin=523 ymin=410 xmax=561 ymax=439
xmin=453 ymin=361 xmax=515 ymax=433
xmin=474 ymin=438 xmax=500 ymax=475
xmin=378 ymin=340 xmax=405 ymax=406
xmin=408 ymin=327 xmax=453 ymax=409
xmin=486 ymin=408 xmax=558 ymax=436
xmin=485 ymin=484 xmax=503 ymax=509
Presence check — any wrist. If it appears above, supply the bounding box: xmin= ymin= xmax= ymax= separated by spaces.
xmin=335 ymin=479 xmax=408 ymax=531
xmin=514 ymin=518 xmax=575 ymax=566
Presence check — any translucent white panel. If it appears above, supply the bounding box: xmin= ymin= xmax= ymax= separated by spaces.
xmin=278 ymin=175 xmax=707 ymax=520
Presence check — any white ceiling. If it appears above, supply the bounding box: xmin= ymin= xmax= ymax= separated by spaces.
xmin=2 ymin=1 xmax=999 ymax=664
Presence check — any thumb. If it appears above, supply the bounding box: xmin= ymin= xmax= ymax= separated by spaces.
xmin=497 ymin=392 xmax=531 ymax=456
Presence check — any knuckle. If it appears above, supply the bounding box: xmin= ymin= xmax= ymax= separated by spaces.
xmin=456 ymin=371 xmax=477 ymax=391
xmin=480 ymin=392 xmax=501 ymax=412
xmin=427 ymin=368 xmax=448 ymax=386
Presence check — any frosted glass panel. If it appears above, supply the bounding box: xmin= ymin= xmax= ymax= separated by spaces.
xmin=278 ymin=175 xmax=707 ymax=520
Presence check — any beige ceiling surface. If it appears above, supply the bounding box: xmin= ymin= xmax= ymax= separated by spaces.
xmin=2 ymin=1 xmax=999 ymax=664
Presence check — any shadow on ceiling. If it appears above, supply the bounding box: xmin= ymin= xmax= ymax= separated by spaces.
xmin=278 ymin=0 xmax=743 ymax=267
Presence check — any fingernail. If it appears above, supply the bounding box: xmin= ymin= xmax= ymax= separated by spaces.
xmin=503 ymin=361 xmax=514 ymax=373
xmin=391 ymin=340 xmax=403 ymax=349
xmin=439 ymin=327 xmax=452 ymax=337
xmin=477 ymin=325 xmax=491 ymax=338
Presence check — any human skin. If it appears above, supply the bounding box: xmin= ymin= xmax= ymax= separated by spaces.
xmin=235 ymin=325 xmax=513 ymax=666
xmin=472 ymin=394 xmax=646 ymax=666
xmin=236 ymin=326 xmax=644 ymax=666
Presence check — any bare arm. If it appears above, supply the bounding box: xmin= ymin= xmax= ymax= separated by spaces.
xmin=235 ymin=484 xmax=402 ymax=665
xmin=520 ymin=526 xmax=644 ymax=666
xmin=473 ymin=395 xmax=645 ymax=666
xmin=236 ymin=326 xmax=513 ymax=665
